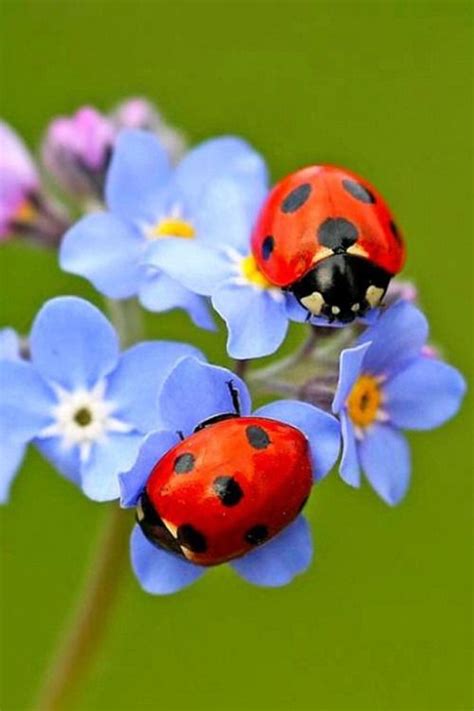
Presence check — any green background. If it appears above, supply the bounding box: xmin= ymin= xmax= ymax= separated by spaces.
xmin=0 ymin=1 xmax=472 ymax=709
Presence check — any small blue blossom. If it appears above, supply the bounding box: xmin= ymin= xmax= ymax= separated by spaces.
xmin=146 ymin=180 xmax=380 ymax=359
xmin=0 ymin=297 xmax=202 ymax=503
xmin=119 ymin=357 xmax=341 ymax=594
xmin=332 ymin=300 xmax=466 ymax=505
xmin=0 ymin=327 xmax=25 ymax=501
xmin=0 ymin=327 xmax=21 ymax=360
xmin=60 ymin=130 xmax=268 ymax=331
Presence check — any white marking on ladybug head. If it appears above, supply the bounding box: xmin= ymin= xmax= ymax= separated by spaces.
xmin=351 ymin=303 xmax=360 ymax=312
xmin=301 ymin=291 xmax=325 ymax=315
xmin=162 ymin=519 xmax=178 ymax=538
xmin=136 ymin=500 xmax=145 ymax=522
xmin=331 ymin=305 xmax=340 ymax=315
xmin=365 ymin=285 xmax=384 ymax=308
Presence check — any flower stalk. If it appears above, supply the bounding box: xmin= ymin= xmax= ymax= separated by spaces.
xmin=35 ymin=506 xmax=132 ymax=711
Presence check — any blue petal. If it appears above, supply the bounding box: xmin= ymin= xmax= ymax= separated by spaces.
xmin=0 ymin=360 xmax=54 ymax=441
xmin=105 ymin=129 xmax=172 ymax=221
xmin=35 ymin=436 xmax=82 ymax=485
xmin=130 ymin=524 xmax=205 ymax=595
xmin=30 ymin=297 xmax=119 ymax=390
xmin=357 ymin=301 xmax=428 ymax=376
xmin=0 ymin=328 xmax=21 ymax=360
xmin=332 ymin=342 xmax=371 ymax=414
xmin=145 ymin=240 xmax=235 ymax=296
xmin=173 ymin=136 xmax=268 ymax=214
xmin=138 ymin=270 xmax=215 ymax=330
xmin=159 ymin=357 xmax=252 ymax=435
xmin=384 ymin=357 xmax=466 ymax=430
xmin=194 ymin=178 xmax=264 ymax=252
xmin=230 ymin=516 xmax=313 ymax=587
xmin=60 ymin=213 xmax=144 ymax=299
xmin=0 ymin=440 xmax=27 ymax=502
xmin=119 ymin=430 xmax=180 ymax=507
xmin=107 ymin=341 xmax=204 ymax=433
xmin=212 ymin=282 xmax=288 ymax=359
xmin=254 ymin=400 xmax=340 ymax=481
xmin=80 ymin=432 xmax=144 ymax=502
xmin=359 ymin=424 xmax=411 ymax=506
xmin=339 ymin=411 xmax=361 ymax=487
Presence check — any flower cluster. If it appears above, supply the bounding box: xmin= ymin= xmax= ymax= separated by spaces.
xmin=0 ymin=98 xmax=466 ymax=595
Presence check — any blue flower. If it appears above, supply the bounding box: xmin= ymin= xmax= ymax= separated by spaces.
xmin=332 ymin=300 xmax=466 ymax=505
xmin=0 ymin=297 xmax=202 ymax=503
xmin=0 ymin=327 xmax=21 ymax=360
xmin=119 ymin=357 xmax=341 ymax=594
xmin=0 ymin=327 xmax=26 ymax=501
xmin=145 ymin=180 xmax=380 ymax=359
xmin=60 ymin=130 xmax=268 ymax=331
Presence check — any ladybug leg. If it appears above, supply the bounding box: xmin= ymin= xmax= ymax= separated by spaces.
xmin=177 ymin=430 xmax=185 ymax=441
xmin=226 ymin=380 xmax=241 ymax=416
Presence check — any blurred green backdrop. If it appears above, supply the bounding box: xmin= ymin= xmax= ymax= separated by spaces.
xmin=0 ymin=1 xmax=472 ymax=710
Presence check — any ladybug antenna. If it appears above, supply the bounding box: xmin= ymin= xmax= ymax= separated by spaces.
xmin=226 ymin=380 xmax=241 ymax=416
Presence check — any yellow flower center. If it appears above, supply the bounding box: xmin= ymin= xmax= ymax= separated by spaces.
xmin=347 ymin=374 xmax=382 ymax=428
xmin=240 ymin=254 xmax=273 ymax=289
xmin=148 ymin=217 xmax=195 ymax=240
xmin=14 ymin=199 xmax=37 ymax=224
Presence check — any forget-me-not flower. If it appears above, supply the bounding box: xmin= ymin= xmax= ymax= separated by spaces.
xmin=0 ymin=297 xmax=201 ymax=502
xmin=60 ymin=130 xmax=268 ymax=331
xmin=332 ymin=300 xmax=466 ymax=505
xmin=119 ymin=357 xmax=341 ymax=594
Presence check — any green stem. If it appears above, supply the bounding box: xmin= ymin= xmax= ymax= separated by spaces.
xmin=34 ymin=298 xmax=145 ymax=710
xmin=35 ymin=507 xmax=132 ymax=711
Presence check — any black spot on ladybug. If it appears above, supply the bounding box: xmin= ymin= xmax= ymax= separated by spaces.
xmin=297 ymin=496 xmax=309 ymax=514
xmin=389 ymin=219 xmax=402 ymax=244
xmin=262 ymin=235 xmax=274 ymax=260
xmin=246 ymin=425 xmax=271 ymax=449
xmin=342 ymin=179 xmax=375 ymax=204
xmin=245 ymin=524 xmax=269 ymax=546
xmin=177 ymin=524 xmax=207 ymax=553
xmin=281 ymin=183 xmax=312 ymax=213
xmin=213 ymin=476 xmax=243 ymax=506
xmin=317 ymin=217 xmax=358 ymax=253
xmin=173 ymin=452 xmax=195 ymax=474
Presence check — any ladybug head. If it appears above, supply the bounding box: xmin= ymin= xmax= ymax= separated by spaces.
xmin=291 ymin=254 xmax=392 ymax=323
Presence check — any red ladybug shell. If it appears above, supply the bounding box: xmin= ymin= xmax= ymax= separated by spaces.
xmin=251 ymin=165 xmax=406 ymax=287
xmin=138 ymin=417 xmax=312 ymax=566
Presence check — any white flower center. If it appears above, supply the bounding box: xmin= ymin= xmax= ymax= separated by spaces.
xmin=39 ymin=380 xmax=133 ymax=463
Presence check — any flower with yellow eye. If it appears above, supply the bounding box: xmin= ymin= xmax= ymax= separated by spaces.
xmin=60 ymin=129 xmax=268 ymax=332
xmin=332 ymin=301 xmax=466 ymax=505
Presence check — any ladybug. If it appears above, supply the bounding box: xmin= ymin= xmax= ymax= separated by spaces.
xmin=251 ymin=165 xmax=406 ymax=323
xmin=136 ymin=382 xmax=312 ymax=566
